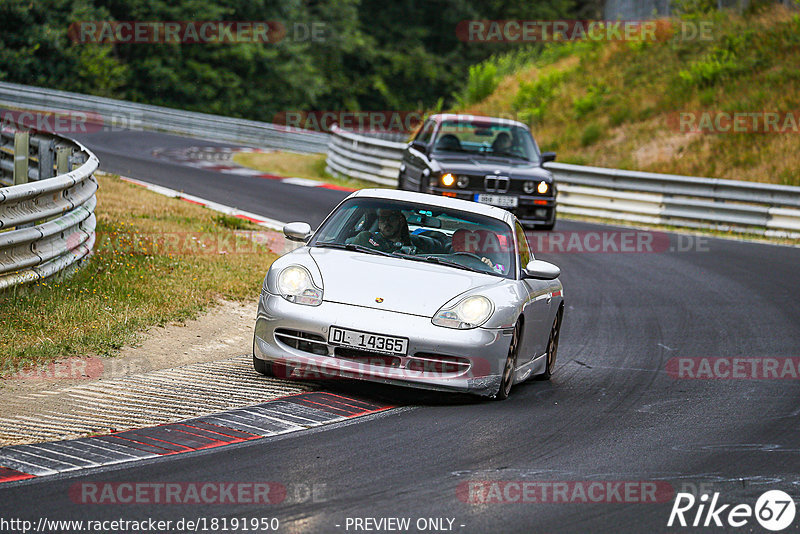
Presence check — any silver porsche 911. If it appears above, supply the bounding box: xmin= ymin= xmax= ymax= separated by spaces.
xmin=253 ymin=189 xmax=564 ymax=399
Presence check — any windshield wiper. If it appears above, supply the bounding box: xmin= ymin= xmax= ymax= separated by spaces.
xmin=314 ymin=242 xmax=395 ymax=257
xmin=394 ymin=253 xmax=490 ymax=275
xmin=485 ymin=153 xmax=532 ymax=163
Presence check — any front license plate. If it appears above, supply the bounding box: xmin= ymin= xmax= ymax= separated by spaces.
xmin=475 ymin=194 xmax=518 ymax=208
xmin=328 ymin=327 xmax=408 ymax=356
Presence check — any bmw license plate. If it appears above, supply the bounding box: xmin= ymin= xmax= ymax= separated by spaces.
xmin=328 ymin=327 xmax=408 ymax=356
xmin=475 ymin=194 xmax=518 ymax=208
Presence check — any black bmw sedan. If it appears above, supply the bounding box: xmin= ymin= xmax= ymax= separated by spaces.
xmin=399 ymin=113 xmax=557 ymax=229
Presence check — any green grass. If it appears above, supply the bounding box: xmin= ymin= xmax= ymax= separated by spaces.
xmin=233 ymin=151 xmax=390 ymax=190
xmin=0 ymin=174 xmax=277 ymax=376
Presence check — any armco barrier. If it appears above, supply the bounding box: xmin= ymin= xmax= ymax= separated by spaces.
xmin=0 ymin=125 xmax=98 ymax=291
xmin=326 ymin=125 xmax=405 ymax=186
xmin=0 ymin=81 xmax=329 ymax=154
xmin=326 ymin=126 xmax=800 ymax=237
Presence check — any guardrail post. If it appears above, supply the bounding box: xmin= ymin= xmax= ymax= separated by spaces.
xmin=13 ymin=131 xmax=29 ymax=185
xmin=56 ymin=145 xmax=71 ymax=174
xmin=38 ymin=138 xmax=55 ymax=180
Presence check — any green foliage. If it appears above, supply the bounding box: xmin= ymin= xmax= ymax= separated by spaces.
xmin=678 ymin=30 xmax=770 ymax=88
xmin=512 ymin=70 xmax=568 ymax=124
xmin=672 ymin=0 xmax=720 ymax=15
xmin=0 ymin=0 xmax=580 ymax=118
xmin=453 ymin=63 xmax=499 ymax=107
xmin=609 ymin=106 xmax=632 ymax=127
xmin=572 ymin=84 xmax=608 ymax=118
xmin=580 ymin=123 xmax=601 ymax=146
xmin=213 ymin=215 xmax=250 ymax=230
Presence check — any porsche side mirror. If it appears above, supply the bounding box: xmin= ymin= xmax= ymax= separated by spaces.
xmin=523 ymin=260 xmax=560 ymax=280
xmin=283 ymin=222 xmax=313 ymax=242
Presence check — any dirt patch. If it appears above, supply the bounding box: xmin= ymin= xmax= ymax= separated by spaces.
xmin=633 ymin=130 xmax=700 ymax=168
xmin=0 ymin=299 xmax=261 ymax=424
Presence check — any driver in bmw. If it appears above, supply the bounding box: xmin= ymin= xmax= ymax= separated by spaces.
xmin=350 ymin=209 xmax=413 ymax=252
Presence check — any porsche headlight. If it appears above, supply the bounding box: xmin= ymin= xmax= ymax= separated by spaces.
xmin=277 ymin=265 xmax=322 ymax=306
xmin=432 ymin=295 xmax=494 ymax=329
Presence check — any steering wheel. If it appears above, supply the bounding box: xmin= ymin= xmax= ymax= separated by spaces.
xmin=451 ymin=252 xmax=488 ymax=266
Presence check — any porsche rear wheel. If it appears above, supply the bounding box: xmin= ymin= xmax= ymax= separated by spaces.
xmin=495 ymin=322 xmax=520 ymax=400
xmin=539 ymin=307 xmax=562 ymax=380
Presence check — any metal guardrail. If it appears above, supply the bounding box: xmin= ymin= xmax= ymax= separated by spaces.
xmin=326 ymin=126 xmax=800 ymax=237
xmin=326 ymin=125 xmax=406 ymax=186
xmin=0 ymin=125 xmax=98 ymax=291
xmin=0 ymin=81 xmax=329 ymax=154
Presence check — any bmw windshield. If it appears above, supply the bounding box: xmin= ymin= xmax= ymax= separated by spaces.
xmin=309 ymin=198 xmax=517 ymax=278
xmin=431 ymin=120 xmax=540 ymax=163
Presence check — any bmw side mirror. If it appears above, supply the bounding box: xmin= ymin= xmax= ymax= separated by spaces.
xmin=540 ymin=152 xmax=557 ymax=165
xmin=409 ymin=140 xmax=428 ymax=154
xmin=523 ymin=260 xmax=560 ymax=280
xmin=283 ymin=222 xmax=313 ymax=242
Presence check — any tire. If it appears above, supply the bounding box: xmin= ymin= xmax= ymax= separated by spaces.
xmin=538 ymin=307 xmax=562 ymax=380
xmin=541 ymin=211 xmax=557 ymax=231
xmin=253 ymin=337 xmax=287 ymax=378
xmin=495 ymin=321 xmax=521 ymax=400
xmin=253 ymin=354 xmax=290 ymax=378
xmin=253 ymin=354 xmax=270 ymax=375
xmin=419 ymin=174 xmax=429 ymax=193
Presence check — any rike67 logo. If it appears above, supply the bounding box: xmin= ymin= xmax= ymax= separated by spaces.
xmin=668 ymin=490 xmax=796 ymax=531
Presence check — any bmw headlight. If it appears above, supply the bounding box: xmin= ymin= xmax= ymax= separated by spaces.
xmin=537 ymin=181 xmax=549 ymax=194
xmin=432 ymin=295 xmax=494 ymax=329
xmin=277 ymin=265 xmax=322 ymax=306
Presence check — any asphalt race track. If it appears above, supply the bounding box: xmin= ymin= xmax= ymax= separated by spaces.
xmin=69 ymin=130 xmax=346 ymax=226
xmin=2 ymin=129 xmax=799 ymax=533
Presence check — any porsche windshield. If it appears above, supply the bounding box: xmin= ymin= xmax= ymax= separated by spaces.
xmin=431 ymin=120 xmax=539 ymax=163
xmin=310 ymin=198 xmax=517 ymax=278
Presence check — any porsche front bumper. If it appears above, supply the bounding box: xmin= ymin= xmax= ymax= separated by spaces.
xmin=253 ymin=292 xmax=512 ymax=397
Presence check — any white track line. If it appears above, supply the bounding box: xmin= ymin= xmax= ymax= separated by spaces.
xmin=117 ymin=175 xmax=287 ymax=231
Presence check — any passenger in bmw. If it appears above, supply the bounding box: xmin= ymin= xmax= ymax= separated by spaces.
xmin=350 ymin=209 xmax=413 ymax=252
xmin=491 ymin=131 xmax=512 ymax=155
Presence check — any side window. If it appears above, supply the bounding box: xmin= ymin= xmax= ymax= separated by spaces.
xmin=515 ymin=222 xmax=532 ymax=271
xmin=416 ymin=120 xmax=435 ymax=145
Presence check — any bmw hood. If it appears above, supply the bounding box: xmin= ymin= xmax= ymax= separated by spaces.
xmin=309 ymin=247 xmax=500 ymax=317
xmin=432 ymin=156 xmax=554 ymax=183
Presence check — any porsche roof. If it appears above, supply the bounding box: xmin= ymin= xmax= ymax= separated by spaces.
xmin=347 ymin=189 xmax=516 ymax=225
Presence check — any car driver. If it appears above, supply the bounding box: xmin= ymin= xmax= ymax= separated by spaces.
xmin=351 ymin=209 xmax=413 ymax=252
